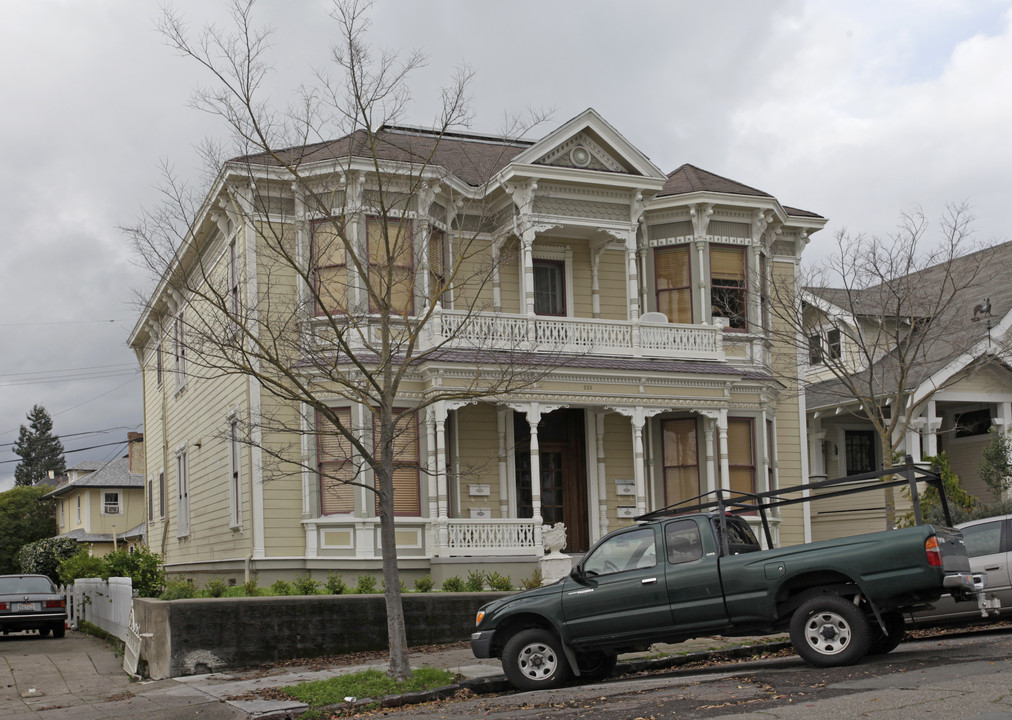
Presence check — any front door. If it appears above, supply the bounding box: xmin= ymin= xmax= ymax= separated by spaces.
xmin=515 ymin=409 xmax=589 ymax=551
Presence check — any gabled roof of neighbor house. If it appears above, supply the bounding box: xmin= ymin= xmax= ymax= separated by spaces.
xmin=45 ymin=456 xmax=143 ymax=499
xmin=806 ymin=241 xmax=1012 ymax=411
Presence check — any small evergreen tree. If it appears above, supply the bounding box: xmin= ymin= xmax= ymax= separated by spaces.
xmin=13 ymin=405 xmax=67 ymax=486
xmin=978 ymin=428 xmax=1012 ymax=500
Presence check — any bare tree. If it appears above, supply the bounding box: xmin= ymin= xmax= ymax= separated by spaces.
xmin=127 ymin=0 xmax=555 ymax=679
xmin=769 ymin=203 xmax=1001 ymax=528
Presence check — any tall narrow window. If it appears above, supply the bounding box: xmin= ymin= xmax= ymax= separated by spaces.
xmin=229 ymin=418 xmax=242 ymax=528
xmin=148 ymin=475 xmax=154 ymax=521
xmin=158 ymin=470 xmax=165 ymax=519
xmin=374 ymin=411 xmax=421 ymax=517
xmin=173 ymin=311 xmax=186 ymax=390
xmin=808 ymin=332 xmax=824 ymax=365
xmin=76 ymin=495 xmax=81 ymax=523
xmin=428 ymin=228 xmax=446 ymax=306
xmin=313 ymin=218 xmax=348 ymax=315
xmin=176 ymin=447 xmax=190 ymax=538
xmin=156 ymin=345 xmax=163 ymax=388
xmin=662 ymin=418 xmax=699 ymax=507
xmin=228 ymin=237 xmax=240 ymax=321
xmin=827 ymin=328 xmax=842 ymax=360
xmin=766 ymin=419 xmax=775 ymax=493
xmin=533 ymin=259 xmax=566 ymax=315
xmin=367 ymin=217 xmax=414 ymax=314
xmin=710 ymin=246 xmax=747 ymax=329
xmin=759 ymin=254 xmax=769 ymax=332
xmin=728 ymin=418 xmax=756 ymax=497
xmin=655 ymin=245 xmax=692 ymax=323
xmin=318 ymin=409 xmax=355 ymax=515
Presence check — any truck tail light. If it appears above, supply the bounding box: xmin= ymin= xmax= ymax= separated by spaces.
xmin=44 ymin=600 xmax=65 ymax=609
xmin=0 ymin=602 xmax=7 ymax=611
xmin=925 ymin=536 xmax=943 ymax=567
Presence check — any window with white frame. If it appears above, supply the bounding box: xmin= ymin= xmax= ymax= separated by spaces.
xmin=176 ymin=447 xmax=190 ymax=538
xmin=173 ymin=311 xmax=186 ymax=391
xmin=228 ymin=417 xmax=242 ymax=528
xmin=228 ymin=237 xmax=240 ymax=322
xmin=76 ymin=495 xmax=81 ymax=523
xmin=533 ymin=259 xmax=566 ymax=316
xmin=158 ymin=469 xmax=165 ymax=519
xmin=710 ymin=245 xmax=748 ymax=330
xmin=103 ymin=491 xmax=121 ymax=514
xmin=809 ymin=327 xmax=842 ymax=365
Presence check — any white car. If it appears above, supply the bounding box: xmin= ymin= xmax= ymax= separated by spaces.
xmin=907 ymin=514 xmax=1010 ymax=626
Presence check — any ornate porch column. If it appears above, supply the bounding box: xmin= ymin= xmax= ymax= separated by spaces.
xmin=497 ymin=408 xmax=509 ymax=517
xmin=432 ymin=401 xmax=449 ymax=552
xmin=717 ymin=409 xmax=730 ymax=491
xmin=697 ymin=410 xmax=719 ymax=494
xmin=926 ymin=401 xmax=941 ymax=457
xmin=608 ymin=406 xmax=664 ymax=515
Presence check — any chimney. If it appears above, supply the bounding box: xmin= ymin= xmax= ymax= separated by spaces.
xmin=128 ymin=432 xmax=145 ymax=474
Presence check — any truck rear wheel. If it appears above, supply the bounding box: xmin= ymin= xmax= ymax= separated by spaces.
xmin=502 ymin=628 xmax=571 ymax=690
xmin=576 ymin=651 xmax=617 ymax=682
xmin=868 ymin=611 xmax=905 ymax=655
xmin=790 ymin=594 xmax=870 ymax=667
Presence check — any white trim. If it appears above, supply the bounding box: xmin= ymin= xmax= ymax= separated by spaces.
xmin=175 ymin=444 xmax=190 ymax=539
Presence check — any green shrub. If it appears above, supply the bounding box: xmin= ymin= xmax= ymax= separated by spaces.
xmin=101 ymin=546 xmax=166 ymax=598
xmin=441 ymin=575 xmax=464 ymax=592
xmin=243 ymin=574 xmax=262 ymax=596
xmin=222 ymin=584 xmax=247 ymax=597
xmin=354 ymin=575 xmax=378 ymax=594
xmin=485 ymin=570 xmax=513 ymax=591
xmin=464 ymin=569 xmax=485 ymax=592
xmin=58 ymin=549 xmax=106 ymax=584
xmin=159 ymin=578 xmax=196 ymax=600
xmin=293 ymin=573 xmax=321 ymax=595
xmin=17 ymin=537 xmax=80 ymax=583
xmin=202 ymin=578 xmax=229 ymax=598
xmin=413 ymin=575 xmax=434 ymax=593
xmin=324 ymin=572 xmax=347 ymax=594
xmin=270 ymin=579 xmax=294 ymax=596
xmin=520 ymin=568 xmax=543 ymax=590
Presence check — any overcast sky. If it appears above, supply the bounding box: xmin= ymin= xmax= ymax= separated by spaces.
xmin=2 ymin=0 xmax=1010 ymax=489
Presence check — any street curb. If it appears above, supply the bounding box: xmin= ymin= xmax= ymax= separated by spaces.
xmin=253 ymin=639 xmax=793 ymax=719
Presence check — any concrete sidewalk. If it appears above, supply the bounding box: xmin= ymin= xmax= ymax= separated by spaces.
xmin=171 ymin=634 xmax=790 ymax=719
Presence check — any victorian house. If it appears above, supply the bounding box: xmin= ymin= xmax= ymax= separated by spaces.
xmin=128 ymin=109 xmax=826 ymax=585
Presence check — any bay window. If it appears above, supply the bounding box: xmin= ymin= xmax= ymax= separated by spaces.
xmin=367 ymin=217 xmax=414 ymax=314
xmin=655 ymin=245 xmax=692 ymax=323
xmin=710 ymin=245 xmax=747 ymax=329
xmin=313 ymin=218 xmax=348 ymax=316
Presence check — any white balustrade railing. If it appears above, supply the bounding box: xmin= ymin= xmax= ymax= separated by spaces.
xmin=432 ymin=309 xmax=723 ymax=360
xmin=445 ymin=519 xmax=540 ymax=556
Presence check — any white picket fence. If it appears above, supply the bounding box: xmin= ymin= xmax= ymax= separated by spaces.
xmin=64 ymin=577 xmax=134 ymax=642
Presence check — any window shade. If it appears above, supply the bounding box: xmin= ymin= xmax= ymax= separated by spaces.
xmin=318 ymin=409 xmax=355 ymax=515
xmin=710 ymin=246 xmax=746 ymax=282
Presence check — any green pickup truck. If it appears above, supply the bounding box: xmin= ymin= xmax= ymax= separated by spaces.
xmin=471 ymin=464 xmax=978 ymax=690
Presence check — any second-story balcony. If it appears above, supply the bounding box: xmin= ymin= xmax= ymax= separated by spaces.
xmin=430 ymin=308 xmax=725 ymax=361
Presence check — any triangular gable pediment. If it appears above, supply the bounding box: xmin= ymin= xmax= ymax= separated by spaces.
xmin=510 ymin=108 xmax=666 ymax=180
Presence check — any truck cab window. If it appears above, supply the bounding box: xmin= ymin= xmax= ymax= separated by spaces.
xmin=583 ymin=527 xmax=656 ymax=576
xmin=665 ymin=520 xmax=703 ymax=564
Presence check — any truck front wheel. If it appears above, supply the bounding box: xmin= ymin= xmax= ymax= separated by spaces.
xmin=502 ymin=628 xmax=571 ymax=690
xmin=790 ymin=594 xmax=871 ymax=667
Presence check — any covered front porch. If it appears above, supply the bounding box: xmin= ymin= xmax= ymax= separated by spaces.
xmin=303 ymin=392 xmax=783 ymax=562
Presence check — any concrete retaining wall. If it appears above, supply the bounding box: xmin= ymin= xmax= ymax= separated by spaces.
xmin=134 ymin=592 xmax=509 ymax=679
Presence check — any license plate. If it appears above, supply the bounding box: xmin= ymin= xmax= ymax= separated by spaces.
xmin=16 ymin=603 xmax=38 ymax=612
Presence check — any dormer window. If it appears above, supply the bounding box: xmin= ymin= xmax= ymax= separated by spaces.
xmin=809 ymin=328 xmax=841 ymax=365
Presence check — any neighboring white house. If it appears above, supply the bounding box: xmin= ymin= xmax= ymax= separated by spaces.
xmin=804 ymin=242 xmax=1012 ymax=540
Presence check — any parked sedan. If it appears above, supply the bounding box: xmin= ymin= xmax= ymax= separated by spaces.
xmin=907 ymin=514 xmax=1011 ymax=626
xmin=0 ymin=575 xmax=67 ymax=638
